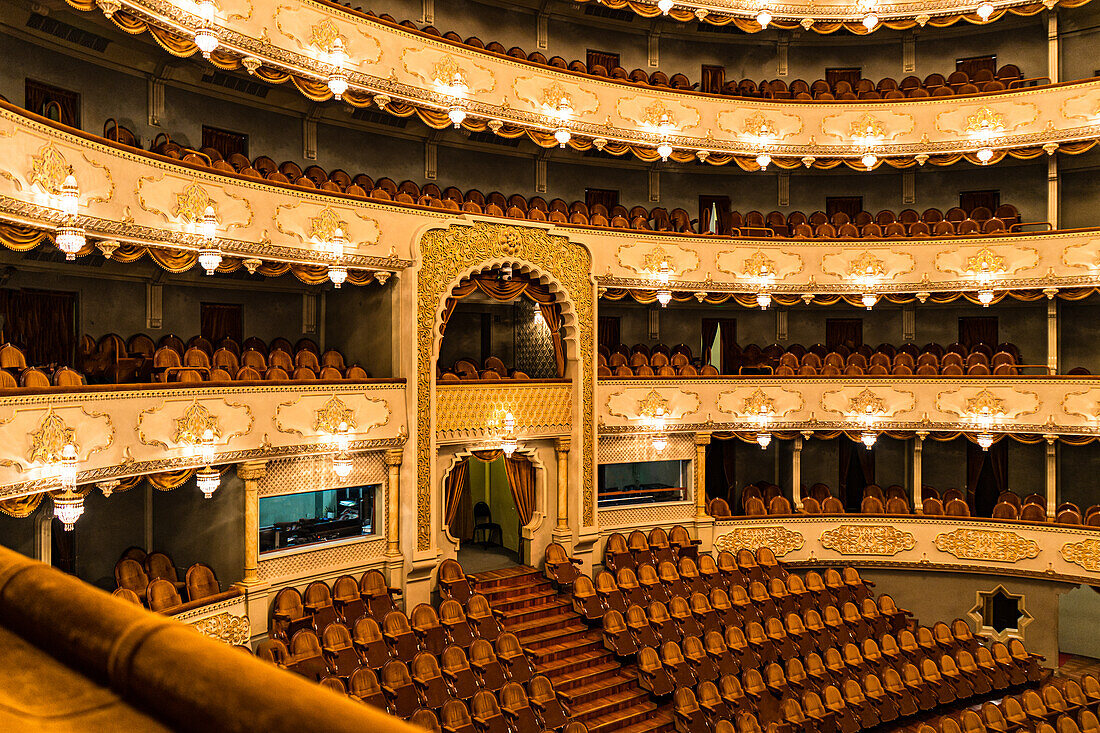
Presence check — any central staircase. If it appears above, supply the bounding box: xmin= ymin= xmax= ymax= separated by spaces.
xmin=472 ymin=566 xmax=674 ymax=733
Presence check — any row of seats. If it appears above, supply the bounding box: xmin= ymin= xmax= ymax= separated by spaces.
xmin=722 ymin=205 xmax=1022 ymax=238
xmin=732 ymin=341 xmax=1026 ymax=376
xmin=439 ymin=356 xmax=533 ymax=382
xmin=80 ymin=332 xmax=368 ymax=385
xmin=363 ymin=11 xmax=1032 ymax=102
xmin=270 ymin=569 xmax=402 ymax=638
xmin=98 ymin=117 xmax=1042 ymax=241
xmin=111 ymin=547 xmax=224 ymax=612
xmin=960 ymin=682 xmax=1100 ymax=733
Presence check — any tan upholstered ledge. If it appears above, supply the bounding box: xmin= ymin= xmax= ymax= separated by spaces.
xmin=66 ymin=0 xmax=1100 ymax=164
xmin=0 ymin=545 xmax=421 ymax=732
xmin=0 ymin=381 xmax=407 ymax=498
xmin=597 ymin=377 xmax=1100 ymax=439
xmin=709 ymin=515 xmax=1100 ymax=586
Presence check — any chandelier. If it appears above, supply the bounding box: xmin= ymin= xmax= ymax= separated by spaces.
xmin=554 ymin=128 xmax=571 ymax=147
xmin=498 ymin=412 xmax=519 ymax=456
xmin=328 ymin=227 xmax=349 ymax=288
xmin=196 ymin=467 xmax=220 ymax=498
xmin=55 ymin=171 xmax=86 ymax=260
xmin=198 ymin=206 xmax=222 ymax=275
xmin=53 ymin=443 xmax=82 ymax=530
xmin=327 ymin=38 xmax=349 ymax=100
xmin=860 ymin=431 xmax=878 ymax=448
xmin=976 ymin=433 xmax=995 ymax=450
xmin=192 ymin=0 xmax=218 ymax=57
xmin=331 ymin=421 xmax=353 ymax=478
xmin=756 ymin=431 xmax=772 ymax=449
xmin=656 ymin=142 xmax=673 ymax=161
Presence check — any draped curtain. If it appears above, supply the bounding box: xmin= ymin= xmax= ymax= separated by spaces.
xmin=719 ymin=321 xmax=739 ymax=375
xmin=597 ymin=317 xmax=620 ymax=352
xmin=443 ymin=451 xmax=536 ymax=537
xmin=441 ymin=274 xmax=565 ymax=378
xmin=0 ymin=288 xmax=77 ymax=366
xmin=444 ymin=459 xmax=470 ymax=531
xmin=701 ymin=318 xmax=720 ymax=368
xmin=200 ymin=303 xmax=243 ymax=344
xmin=503 ymin=454 xmax=536 ymax=527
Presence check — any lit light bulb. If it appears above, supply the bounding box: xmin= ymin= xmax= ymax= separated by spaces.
xmin=53 ymin=489 xmax=84 ymax=531
xmin=656 ymin=260 xmax=672 ymax=285
xmin=328 ymin=72 xmax=349 ymax=100
xmin=196 ymin=467 xmax=220 ymax=498
xmin=657 ymin=289 xmax=672 ymax=307
xmin=976 ymin=1 xmax=994 ymax=19
xmin=199 ymin=428 xmax=216 ymax=465
xmin=756 ymin=432 xmax=772 ymax=449
xmin=861 ymin=431 xmax=878 ymax=449
xmin=501 ymin=436 xmax=519 ymax=456
xmin=651 ymin=434 xmax=668 ymax=453
xmin=977 ymin=433 xmax=995 ymax=450
xmin=756 ymin=9 xmax=772 ymax=27
xmin=656 ymin=142 xmax=673 ymax=161
xmin=448 ymin=106 xmax=467 ymax=128
xmin=194 ymin=26 xmax=218 ymax=57
xmin=195 ymin=0 xmax=215 ymax=22
xmin=657 ymin=0 xmax=674 ymax=13
xmin=59 ymin=444 xmax=78 ymax=489
xmin=332 ymin=453 xmax=353 ymax=478
xmin=55 ymin=223 xmax=85 ymax=260
xmin=862 ymin=12 xmax=878 ymax=30
xmin=861 ymin=293 xmax=877 ymax=310
xmin=756 ymin=152 xmax=771 ymax=170
xmin=554 ymin=128 xmax=571 ymax=147
xmin=328 ymin=227 xmax=348 ymax=288
xmin=60 ymin=172 xmax=79 ymax=217
xmin=328 ymin=264 xmax=347 ymax=288
xmin=756 ymin=291 xmax=772 ymax=310
xmin=861 ymin=152 xmax=877 ymax=169
xmin=976 ymin=147 xmax=994 ymax=164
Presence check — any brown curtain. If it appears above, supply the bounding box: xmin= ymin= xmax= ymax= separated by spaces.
xmin=0 ymin=288 xmax=77 ymax=366
xmin=959 ymin=317 xmax=998 ymax=351
xmin=503 ymin=454 xmax=536 ymax=527
xmin=200 ymin=303 xmax=243 ymax=343
xmin=826 ymin=319 xmax=863 ymax=350
xmin=0 ymin=492 xmax=44 ymax=518
xmin=444 ymin=459 xmax=470 ymax=530
xmin=539 ymin=302 xmax=566 ymax=378
xmin=719 ymin=320 xmax=739 ymax=374
xmin=597 ymin=317 xmax=620 ymax=351
xmin=701 ymin=318 xmax=720 ymax=367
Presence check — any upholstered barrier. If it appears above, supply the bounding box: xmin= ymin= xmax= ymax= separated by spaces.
xmin=0 ymin=545 xmax=419 ymax=732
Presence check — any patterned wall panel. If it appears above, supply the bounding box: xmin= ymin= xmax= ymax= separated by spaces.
xmin=598 ymin=501 xmax=695 ymax=529
xmin=257 ymin=537 xmax=387 ymax=582
xmin=514 ymin=300 xmax=558 ymax=380
xmin=598 ymin=433 xmax=695 ymax=464
xmin=259 ymin=452 xmax=386 ymax=497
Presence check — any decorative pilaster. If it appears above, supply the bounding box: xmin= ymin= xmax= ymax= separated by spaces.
xmin=236 ymin=461 xmax=267 ymax=586
xmin=792 ymin=438 xmax=803 ymax=509
xmin=554 ymin=438 xmax=571 ymax=532
xmin=385 ymin=449 xmax=403 ymax=557
xmin=913 ymin=434 xmax=925 ymax=514
xmin=695 ymin=433 xmax=711 ymax=517
xmin=1045 ymin=436 xmax=1057 ymax=519
xmin=1048 ymin=299 xmax=1058 ymax=373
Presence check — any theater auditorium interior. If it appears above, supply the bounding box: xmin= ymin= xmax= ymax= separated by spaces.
xmin=4 ymin=0 xmax=1100 ymax=729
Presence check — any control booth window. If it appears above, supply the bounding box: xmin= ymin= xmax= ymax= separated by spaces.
xmin=598 ymin=460 xmax=689 ymax=507
xmin=259 ymin=485 xmax=377 ymax=552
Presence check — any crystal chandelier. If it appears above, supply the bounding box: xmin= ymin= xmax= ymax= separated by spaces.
xmin=651 ymin=434 xmax=668 ymax=453
xmin=332 ymin=421 xmax=353 ymax=477
xmin=328 ymin=227 xmax=348 ymax=288
xmin=978 ymin=289 xmax=995 ymax=306
xmin=756 ymin=8 xmax=772 ymax=27
xmin=756 ymin=152 xmax=771 ymax=171
xmin=656 ymin=142 xmax=673 ymax=161
xmin=860 ymin=431 xmax=878 ymax=448
xmin=327 ymin=38 xmax=349 ymax=100
xmin=657 ymin=0 xmax=674 ymax=12
xmin=756 ymin=432 xmax=772 ymax=449
xmin=55 ymin=171 xmax=85 ymax=260
xmin=197 ymin=206 xmax=222 ymax=275
xmin=499 ymin=412 xmax=519 ymax=456
xmin=554 ymin=128 xmax=571 ymax=147
xmin=976 ymin=147 xmax=994 ymax=164
xmin=196 ymin=467 xmax=220 ymax=498
xmin=976 ymin=1 xmax=994 ymax=19
xmin=756 ymin=292 xmax=772 ymax=310
xmin=53 ymin=489 xmax=84 ymax=531
xmin=977 ymin=433 xmax=995 ymax=450
xmin=861 ymin=152 xmax=878 ymax=169
xmin=448 ymin=106 xmax=467 ymax=128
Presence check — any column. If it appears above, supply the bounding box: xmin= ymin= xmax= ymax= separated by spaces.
xmin=236 ymin=461 xmax=267 ymax=585
xmin=695 ymin=433 xmax=711 ymax=517
xmin=1046 ymin=437 xmax=1057 ymax=519
xmin=385 ymin=449 xmax=403 ymax=557
xmin=1048 ymin=155 xmax=1059 ymax=230
xmin=912 ymin=435 xmax=925 ymax=514
xmin=1048 ymin=299 xmax=1058 ymax=374
xmin=792 ymin=438 xmax=803 ymax=509
xmin=555 ymin=438 xmax=571 ymax=531
xmin=1048 ymin=10 xmax=1059 ymax=84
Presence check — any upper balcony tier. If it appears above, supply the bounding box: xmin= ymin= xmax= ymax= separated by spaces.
xmin=3 ymin=100 xmax=1100 ymax=296
xmin=69 ymin=0 xmax=1100 ymax=166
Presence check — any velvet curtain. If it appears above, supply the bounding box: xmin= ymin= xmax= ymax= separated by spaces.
xmin=0 ymin=288 xmax=77 ymax=366
xmin=503 ymin=454 xmax=536 ymax=527
xmin=719 ymin=321 xmax=739 ymax=375
xmin=597 ymin=317 xmax=620 ymax=352
xmin=701 ymin=319 xmax=720 ymax=368
xmin=444 ymin=459 xmax=470 ymax=530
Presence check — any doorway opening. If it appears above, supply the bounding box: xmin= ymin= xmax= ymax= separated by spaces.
xmin=839 ymin=436 xmax=875 ymax=511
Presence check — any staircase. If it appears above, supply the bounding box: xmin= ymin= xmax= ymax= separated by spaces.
xmin=472 ymin=566 xmax=675 ymax=733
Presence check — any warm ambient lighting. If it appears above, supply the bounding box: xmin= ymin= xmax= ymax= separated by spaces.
xmin=756 ymin=291 xmax=772 ymax=310
xmin=977 ymin=1 xmax=995 ymax=19
xmin=861 ymin=152 xmax=878 ymax=169
xmin=657 ymin=0 xmax=674 ymax=13
xmin=656 ymin=289 xmax=673 ymax=307
xmin=656 ymin=142 xmax=673 ymax=162
xmin=60 ymin=171 xmax=79 ymax=217
xmin=332 ymin=421 xmax=353 ymax=478
xmin=327 ymin=38 xmax=349 ymax=100
xmin=756 ymin=432 xmax=772 ymax=449
xmin=55 ymin=223 xmax=85 ymax=260
xmin=977 ymin=147 xmax=994 ymax=164
xmin=500 ymin=412 xmax=519 ymax=456
xmin=861 ymin=292 xmax=878 ymax=310
xmin=53 ymin=444 xmax=82 ymax=530
xmin=977 ymin=433 xmax=995 ymax=450
xmin=55 ymin=171 xmax=85 ymax=260
xmin=448 ymin=106 xmax=467 ymax=128
xmin=554 ymin=128 xmax=571 ymax=147
xmin=193 ymin=0 xmax=218 ymax=60
xmin=978 ymin=288 xmax=995 ymax=306
xmin=756 ymin=9 xmax=772 ymax=27
xmin=197 ymin=206 xmax=222 ymax=275
xmin=651 ymin=434 xmax=668 ymax=453
xmin=860 ymin=431 xmax=878 ymax=449
xmin=756 ymin=152 xmax=771 ymax=171
xmin=328 ymin=227 xmax=348 ymax=288
xmin=196 ymin=467 xmax=220 ymax=498
xmin=862 ymin=12 xmax=879 ymax=30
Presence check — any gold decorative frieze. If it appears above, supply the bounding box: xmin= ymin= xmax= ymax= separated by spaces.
xmin=934 ymin=528 xmax=1040 ymax=563
xmin=965 ymin=389 xmax=1007 ymax=416
xmin=741 ymin=251 xmax=777 ymax=277
xmin=190 ymin=612 xmax=251 ymax=645
xmin=173 ymin=183 xmax=217 ymax=223
xmin=742 ymin=388 xmax=776 ymax=417
xmin=847 ymin=251 xmax=886 ymax=278
xmin=965 ymin=248 xmax=1007 ymax=275
xmin=848 ymin=113 xmax=887 ymax=141
xmin=313 ymin=396 xmax=357 ymax=433
xmin=1060 ymin=539 xmax=1100 ymax=572
xmin=741 ymin=111 xmax=779 ymax=141
xmin=714 ymin=526 xmax=805 ymax=557
xmin=308 ymin=206 xmax=348 ymax=244
xmin=276 ymin=392 xmax=390 ymax=437
xmin=964 ymin=106 xmax=1006 ymax=136
xmin=28 ymin=142 xmax=69 ymax=194
xmin=310 ymin=17 xmax=344 ymax=51
xmin=847 ymin=388 xmax=887 ymax=417
xmin=637 ymin=390 xmax=671 ymax=420
xmin=173 ymin=401 xmax=222 ymax=445
xmin=716 ymin=386 xmax=803 ymax=419
xmin=436 ymin=383 xmax=572 ymax=440
xmin=605 ymin=387 xmax=701 ymax=421
xmin=616 ymin=242 xmax=700 ymax=278
xmin=819 ymin=524 xmax=916 ymax=555
xmin=27 ymin=409 xmax=77 ymax=464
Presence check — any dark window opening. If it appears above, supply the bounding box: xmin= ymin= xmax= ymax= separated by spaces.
xmin=586 ymin=188 xmax=620 ymax=215
xmin=825 ymin=68 xmax=861 ymax=89
xmin=586 ymin=50 xmax=620 ymax=72
xmin=701 ymin=65 xmax=726 ymax=94
xmin=839 ymin=437 xmax=874 ymax=512
xmin=25 ymin=79 xmax=80 ymax=127
xmin=259 ymin=485 xmax=377 ymax=552
xmin=0 ymin=287 xmax=77 ymax=366
xmin=982 ymin=589 xmax=1023 ymax=633
xmin=200 ymin=303 xmax=243 ymax=344
xmin=201 ymin=125 xmax=249 ymax=160
xmin=956 ymin=55 xmax=997 ymax=78
xmin=826 ymin=319 xmax=863 ymax=351
xmin=598 ymin=460 xmax=688 ymax=507
xmin=699 ymin=195 xmax=730 ymax=234
xmin=826 ymin=196 xmax=864 ymax=221
xmin=960 ymin=189 xmax=1000 ymax=213
xmin=959 ymin=316 xmax=998 ymax=352
xmin=597 ymin=316 xmax=620 ymax=352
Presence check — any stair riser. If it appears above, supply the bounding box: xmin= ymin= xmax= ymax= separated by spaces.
xmin=491 ymin=594 xmax=559 ymax=613
xmin=575 ymin=692 xmax=651 ymax=718
xmin=502 ymin=605 xmax=576 ymax=625
xmin=585 ymin=704 xmax=657 ymax=732
xmin=562 ymin=678 xmax=637 ymax=703
xmin=538 ymin=653 xmax=614 ymax=677
xmin=521 ymin=631 xmax=598 ymax=651
xmin=474 ymin=573 xmax=544 ymax=591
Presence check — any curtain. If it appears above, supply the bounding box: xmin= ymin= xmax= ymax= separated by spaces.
xmin=825 ymin=319 xmax=863 ymax=350
xmin=444 ymin=459 xmax=470 ymax=530
xmin=503 ymin=454 xmax=536 ymax=527
xmin=200 ymin=303 xmax=243 ymax=343
xmin=701 ymin=318 xmax=720 ymax=367
xmin=719 ymin=320 xmax=739 ymax=374
xmin=0 ymin=492 xmax=44 ymax=518
xmin=597 ymin=317 xmax=620 ymax=352
xmin=0 ymin=288 xmax=77 ymax=366
xmin=539 ymin=302 xmax=566 ymax=378
xmin=585 ymin=188 xmax=619 ymax=214
xmin=959 ymin=317 xmax=998 ymax=351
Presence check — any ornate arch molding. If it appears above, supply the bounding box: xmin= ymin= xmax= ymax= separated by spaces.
xmin=415 ymin=220 xmax=594 ymax=551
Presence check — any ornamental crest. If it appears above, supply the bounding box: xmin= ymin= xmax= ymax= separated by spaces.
xmin=714 ymin=526 xmax=804 ymax=557
xmin=742 ymin=112 xmax=778 ymax=141
xmin=847 ymin=251 xmax=886 ymax=278
xmin=847 ymin=388 xmax=886 ymax=416
xmin=820 ymin=525 xmax=915 ymax=555
xmin=637 ymin=390 xmax=670 ymax=420
xmin=965 ymin=248 xmax=1006 ymax=275
xmin=540 ymin=82 xmax=573 ymax=113
xmin=641 ymin=100 xmax=676 ymax=130
xmin=965 ymin=389 xmax=1006 ymax=417
xmin=313 ymin=396 xmax=358 ymax=433
xmin=174 ymin=401 xmax=221 ymax=445
xmin=28 ymin=143 xmax=70 ymax=195
xmin=849 ymin=113 xmax=886 ymax=141
xmin=1060 ymin=539 xmax=1100 ymax=572
xmin=965 ymin=106 xmax=1006 ymax=135
xmin=173 ymin=183 xmax=216 ymax=223
xmin=741 ymin=251 xmax=777 ymax=278
xmin=310 ymin=18 xmax=344 ymax=51
xmin=432 ymin=56 xmax=468 ymax=89
xmin=309 ymin=207 xmax=348 ymax=243
xmin=27 ymin=409 xmax=77 ymax=464
xmin=742 ymin=388 xmax=776 ymax=417
xmin=641 ymin=247 xmax=673 ymax=275
xmin=934 ymin=528 xmax=1039 ymax=562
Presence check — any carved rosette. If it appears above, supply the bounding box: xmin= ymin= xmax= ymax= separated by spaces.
xmin=190 ymin=612 xmax=251 ymax=645
xmin=819 ymin=525 xmax=915 ymax=556
xmin=934 ymin=528 xmax=1040 ymax=563
xmin=714 ymin=526 xmax=805 ymax=557
xmin=1060 ymin=539 xmax=1100 ymax=572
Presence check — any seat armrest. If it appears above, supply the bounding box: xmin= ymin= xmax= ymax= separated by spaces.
xmin=570 ymin=558 xmax=582 ymax=565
